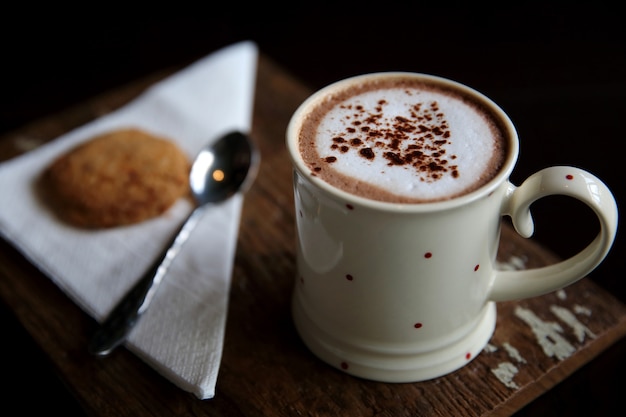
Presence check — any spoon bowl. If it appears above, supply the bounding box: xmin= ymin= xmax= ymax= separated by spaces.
xmin=89 ymin=130 xmax=259 ymax=356
xmin=190 ymin=131 xmax=259 ymax=205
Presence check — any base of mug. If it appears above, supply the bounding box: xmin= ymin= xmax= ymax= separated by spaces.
xmin=292 ymin=297 xmax=496 ymax=383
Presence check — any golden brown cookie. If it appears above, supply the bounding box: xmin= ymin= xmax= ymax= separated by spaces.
xmin=41 ymin=128 xmax=190 ymax=228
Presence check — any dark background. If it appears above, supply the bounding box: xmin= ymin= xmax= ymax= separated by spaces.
xmin=1 ymin=3 xmax=624 ymax=415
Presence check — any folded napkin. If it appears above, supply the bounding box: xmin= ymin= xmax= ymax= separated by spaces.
xmin=0 ymin=41 xmax=258 ymax=399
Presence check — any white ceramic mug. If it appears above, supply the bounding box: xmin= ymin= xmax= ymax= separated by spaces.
xmin=286 ymin=72 xmax=618 ymax=382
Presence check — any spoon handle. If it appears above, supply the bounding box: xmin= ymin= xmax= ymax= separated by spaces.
xmin=88 ymin=206 xmax=206 ymax=356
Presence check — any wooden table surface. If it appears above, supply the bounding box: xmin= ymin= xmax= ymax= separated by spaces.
xmin=1 ymin=53 xmax=625 ymax=416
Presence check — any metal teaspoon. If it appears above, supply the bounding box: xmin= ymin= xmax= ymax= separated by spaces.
xmin=88 ymin=131 xmax=260 ymax=356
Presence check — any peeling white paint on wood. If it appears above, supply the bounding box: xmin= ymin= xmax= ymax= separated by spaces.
xmin=550 ymin=305 xmax=596 ymax=342
xmin=574 ymin=304 xmax=592 ymax=316
xmin=491 ymin=362 xmax=520 ymax=389
xmin=483 ymin=343 xmax=498 ymax=353
xmin=491 ymin=303 xmax=598 ymax=390
xmin=514 ymin=306 xmax=575 ymax=360
xmin=485 ymin=260 xmax=602 ymax=391
xmin=503 ymin=342 xmax=526 ymax=363
xmin=496 ymin=255 xmax=527 ymax=271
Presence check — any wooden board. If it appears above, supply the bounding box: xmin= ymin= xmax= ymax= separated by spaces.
xmin=1 ymin=53 xmax=625 ymax=417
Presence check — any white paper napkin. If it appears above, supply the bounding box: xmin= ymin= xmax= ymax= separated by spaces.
xmin=0 ymin=41 xmax=258 ymax=399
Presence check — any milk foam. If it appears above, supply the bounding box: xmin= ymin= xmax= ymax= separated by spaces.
xmin=299 ymin=78 xmax=506 ymax=203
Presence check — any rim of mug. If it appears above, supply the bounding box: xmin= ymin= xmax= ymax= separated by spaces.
xmin=286 ymin=72 xmax=519 ymax=212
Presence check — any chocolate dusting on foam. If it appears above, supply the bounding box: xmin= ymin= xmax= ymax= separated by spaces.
xmin=324 ymin=95 xmax=458 ymax=182
xmin=299 ymin=77 xmax=507 ymax=203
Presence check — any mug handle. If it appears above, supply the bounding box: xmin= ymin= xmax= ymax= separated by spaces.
xmin=489 ymin=166 xmax=618 ymax=302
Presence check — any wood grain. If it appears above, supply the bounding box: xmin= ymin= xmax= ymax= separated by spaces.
xmin=1 ymin=54 xmax=625 ymax=417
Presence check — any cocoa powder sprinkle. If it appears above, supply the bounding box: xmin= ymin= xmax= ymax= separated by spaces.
xmin=319 ymin=95 xmax=457 ymax=182
xmin=360 ymin=148 xmax=375 ymax=159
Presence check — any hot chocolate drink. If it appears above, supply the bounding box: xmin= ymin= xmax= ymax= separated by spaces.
xmin=297 ymin=74 xmax=508 ymax=203
xmin=288 ymin=72 xmax=618 ymax=384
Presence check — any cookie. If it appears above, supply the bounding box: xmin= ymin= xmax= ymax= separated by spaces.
xmin=41 ymin=128 xmax=190 ymax=228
